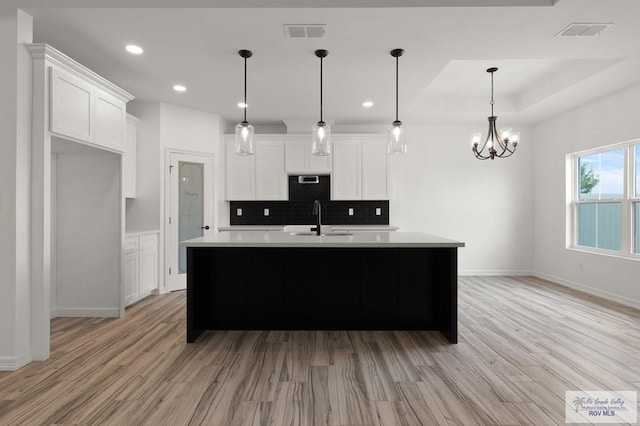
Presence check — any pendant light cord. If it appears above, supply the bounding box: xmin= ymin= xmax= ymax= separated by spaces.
xmin=320 ymin=56 xmax=324 ymax=123
xmin=396 ymin=55 xmax=399 ymax=122
xmin=243 ymin=56 xmax=247 ymax=123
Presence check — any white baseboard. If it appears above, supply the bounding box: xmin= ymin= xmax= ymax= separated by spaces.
xmin=0 ymin=352 xmax=32 ymax=371
xmin=534 ymin=271 xmax=640 ymax=310
xmin=459 ymin=270 xmax=533 ymax=276
xmin=53 ymin=307 xmax=120 ymax=318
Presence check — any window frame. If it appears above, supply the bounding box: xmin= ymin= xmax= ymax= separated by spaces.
xmin=569 ymin=138 xmax=640 ymax=259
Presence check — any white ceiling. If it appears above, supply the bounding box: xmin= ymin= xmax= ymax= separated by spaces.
xmin=25 ymin=0 xmax=640 ymax=127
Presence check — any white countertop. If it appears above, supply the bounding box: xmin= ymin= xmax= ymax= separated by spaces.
xmin=218 ymin=225 xmax=400 ymax=232
xmin=182 ymin=231 xmax=464 ymax=248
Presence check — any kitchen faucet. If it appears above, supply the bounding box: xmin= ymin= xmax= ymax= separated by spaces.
xmin=311 ymin=199 xmax=322 ymax=236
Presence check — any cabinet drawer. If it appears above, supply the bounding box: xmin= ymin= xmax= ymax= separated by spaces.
xmin=123 ymin=236 xmax=138 ymax=254
xmin=139 ymin=234 xmax=158 ymax=252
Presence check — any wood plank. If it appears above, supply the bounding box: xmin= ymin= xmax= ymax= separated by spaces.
xmin=0 ymin=276 xmax=638 ymax=425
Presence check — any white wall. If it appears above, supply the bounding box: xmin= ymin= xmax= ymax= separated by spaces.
xmin=125 ymin=102 xmax=161 ymax=232
xmin=55 ymin=152 xmax=121 ymax=316
xmin=533 ymin=84 xmax=640 ymax=308
xmin=0 ymin=7 xmax=33 ymax=370
xmin=126 ymin=102 xmax=223 ymax=292
xmin=390 ymin=124 xmax=534 ymax=275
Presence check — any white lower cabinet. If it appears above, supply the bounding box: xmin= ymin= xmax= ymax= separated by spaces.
xmin=124 ymin=232 xmax=159 ymax=306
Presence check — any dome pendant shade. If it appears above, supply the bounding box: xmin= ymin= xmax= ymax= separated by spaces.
xmin=235 ymin=121 xmax=255 ymax=155
xmin=234 ymin=49 xmax=255 ymax=156
xmin=312 ymin=49 xmax=331 ymax=156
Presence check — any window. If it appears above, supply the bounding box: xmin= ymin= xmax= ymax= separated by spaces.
xmin=570 ymin=140 xmax=640 ymax=257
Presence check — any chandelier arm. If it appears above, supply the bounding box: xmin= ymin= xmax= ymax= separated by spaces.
xmin=473 ymin=147 xmax=492 ymax=160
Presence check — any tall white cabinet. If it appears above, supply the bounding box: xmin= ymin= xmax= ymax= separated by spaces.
xmin=29 ymin=43 xmax=134 ymax=363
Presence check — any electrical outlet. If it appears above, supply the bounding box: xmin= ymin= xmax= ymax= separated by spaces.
xmin=348 ymin=208 xmax=354 ymax=216
xmin=264 ymin=208 xmax=270 ymax=216
xmin=236 ymin=208 xmax=242 ymax=216
xmin=375 ymin=207 xmax=382 ymax=216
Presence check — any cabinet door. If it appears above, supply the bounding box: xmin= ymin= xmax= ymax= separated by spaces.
xmin=308 ymin=145 xmax=332 ymax=173
xmin=123 ymin=251 xmax=139 ymax=306
xmin=138 ymin=234 xmax=158 ymax=296
xmin=362 ymin=140 xmax=389 ymax=200
xmin=50 ymin=67 xmax=94 ymax=143
xmin=225 ymin=139 xmax=256 ymax=200
xmin=139 ymin=249 xmax=157 ymax=296
xmin=332 ymin=139 xmax=362 ymax=200
xmin=95 ymin=89 xmax=126 ymax=152
xmin=123 ymin=117 xmax=137 ymax=198
xmin=285 ymin=140 xmax=307 ymax=174
xmin=255 ymin=140 xmax=286 ymax=200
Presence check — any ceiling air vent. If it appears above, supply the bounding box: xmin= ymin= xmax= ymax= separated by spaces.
xmin=556 ymin=23 xmax=613 ymax=37
xmin=284 ymin=24 xmax=327 ymax=39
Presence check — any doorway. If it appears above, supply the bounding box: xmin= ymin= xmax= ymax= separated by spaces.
xmin=166 ymin=150 xmax=214 ymax=292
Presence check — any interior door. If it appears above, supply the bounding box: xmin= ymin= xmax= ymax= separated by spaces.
xmin=168 ymin=152 xmax=214 ymax=292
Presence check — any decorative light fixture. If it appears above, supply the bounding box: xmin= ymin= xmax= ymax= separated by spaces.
xmin=312 ymin=49 xmax=331 ymax=156
xmin=471 ymin=67 xmax=520 ymax=160
xmin=235 ymin=49 xmax=255 ymax=156
xmin=388 ymin=49 xmax=407 ymax=154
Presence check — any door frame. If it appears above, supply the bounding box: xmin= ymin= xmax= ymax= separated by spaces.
xmin=164 ymin=148 xmax=215 ymax=293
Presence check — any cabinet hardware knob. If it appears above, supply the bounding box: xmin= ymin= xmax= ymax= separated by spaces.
xmin=201 ymin=225 xmax=210 ymax=230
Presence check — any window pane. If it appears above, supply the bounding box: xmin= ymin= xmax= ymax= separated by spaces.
xmin=635 ymin=145 xmax=639 ymax=198
xmin=577 ymin=203 xmax=621 ymax=251
xmin=635 ymin=203 xmax=640 ymax=254
xmin=577 ymin=204 xmax=596 ymax=248
xmin=578 ymin=149 xmax=624 ymax=201
xmin=597 ymin=203 xmax=621 ymax=251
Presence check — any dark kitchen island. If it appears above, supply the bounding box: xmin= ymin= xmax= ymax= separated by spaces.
xmin=183 ymin=231 xmax=464 ymax=343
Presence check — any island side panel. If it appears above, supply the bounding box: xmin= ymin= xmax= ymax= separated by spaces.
xmin=187 ymin=247 xmax=214 ymax=342
xmin=432 ymin=248 xmax=458 ymax=344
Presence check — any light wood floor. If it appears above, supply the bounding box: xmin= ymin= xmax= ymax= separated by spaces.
xmin=0 ymin=276 xmax=639 ymax=425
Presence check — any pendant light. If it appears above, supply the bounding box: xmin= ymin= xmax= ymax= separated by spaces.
xmin=388 ymin=48 xmax=407 ymax=154
xmin=471 ymin=67 xmax=520 ymax=160
xmin=234 ymin=49 xmax=254 ymax=155
xmin=312 ymin=49 xmax=331 ymax=156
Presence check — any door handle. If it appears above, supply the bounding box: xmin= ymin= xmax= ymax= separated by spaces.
xmin=201 ymin=225 xmax=210 ymax=230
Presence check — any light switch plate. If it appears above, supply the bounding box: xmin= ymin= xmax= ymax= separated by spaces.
xmin=376 ymin=208 xmax=382 ymax=216
xmin=236 ymin=208 xmax=242 ymax=216
xmin=348 ymin=208 xmax=354 ymax=216
xmin=264 ymin=208 xmax=270 ymax=216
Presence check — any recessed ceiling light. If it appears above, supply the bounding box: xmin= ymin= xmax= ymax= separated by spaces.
xmin=125 ymin=44 xmax=143 ymax=55
xmin=173 ymin=84 xmax=187 ymax=92
xmin=362 ymin=101 xmax=374 ymax=108
xmin=237 ymin=102 xmax=248 ymax=108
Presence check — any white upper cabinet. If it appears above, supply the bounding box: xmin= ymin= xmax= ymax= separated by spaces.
xmin=285 ymin=138 xmax=332 ymax=174
xmin=255 ymin=139 xmax=286 ymax=200
xmin=362 ymin=137 xmax=390 ymax=200
xmin=40 ymin=44 xmax=133 ymax=153
xmin=50 ymin=67 xmax=94 ymax=143
xmin=226 ymin=138 xmax=256 ymax=200
xmin=332 ymin=138 xmax=362 ymax=200
xmin=225 ymin=137 xmax=287 ymax=201
xmin=123 ymin=114 xmax=138 ymax=198
xmin=332 ymin=135 xmax=390 ymax=200
xmin=94 ymin=89 xmax=126 ymax=151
